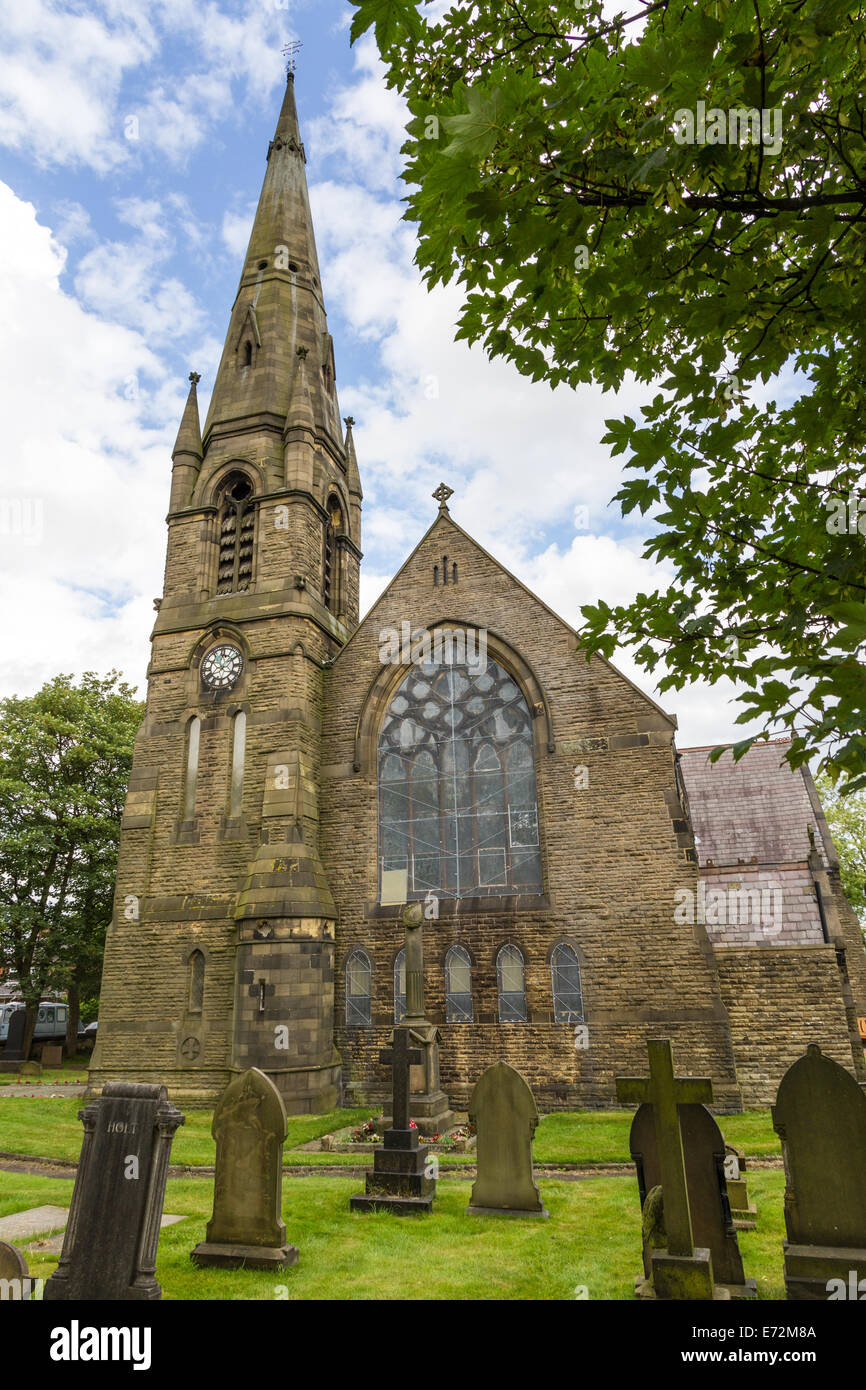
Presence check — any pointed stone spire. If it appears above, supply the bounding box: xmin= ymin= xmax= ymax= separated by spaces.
xmin=170 ymin=372 xmax=202 ymax=511
xmin=343 ymin=416 xmax=363 ymax=500
xmin=202 ymin=73 xmax=338 ymax=453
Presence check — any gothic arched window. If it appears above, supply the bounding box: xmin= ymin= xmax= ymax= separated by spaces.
xmin=188 ymin=950 xmax=205 ymax=1013
xmin=216 ymin=473 xmax=256 ymax=594
xmin=323 ymin=496 xmax=342 ymax=612
xmin=183 ymin=716 xmax=201 ymax=821
xmin=345 ymin=949 xmax=372 ymax=1027
xmin=229 ymin=711 xmax=246 ymax=819
xmin=551 ymin=943 xmax=583 ymax=1022
xmin=377 ymin=653 xmax=542 ymax=900
xmin=445 ymin=945 xmax=473 ymax=1023
xmin=394 ymin=948 xmax=406 ymax=1024
xmin=497 ymin=943 xmax=527 ymax=1023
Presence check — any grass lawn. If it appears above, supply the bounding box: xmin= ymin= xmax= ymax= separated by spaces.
xmin=527 ymin=1108 xmax=780 ymax=1164
xmin=0 ymin=1100 xmax=373 ymax=1165
xmin=3 ymin=1165 xmax=787 ymax=1300
xmin=0 ymin=1054 xmax=92 ymax=1087
xmin=0 ymin=1099 xmax=781 ymax=1167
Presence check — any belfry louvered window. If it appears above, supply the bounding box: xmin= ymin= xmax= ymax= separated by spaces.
xmin=377 ymin=654 xmax=542 ymax=900
xmin=323 ymin=496 xmax=342 ymax=611
xmin=216 ymin=474 xmax=256 ymax=594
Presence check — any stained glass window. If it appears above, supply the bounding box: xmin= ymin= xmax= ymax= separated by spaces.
xmin=377 ymin=655 xmax=542 ymax=900
xmin=551 ymin=943 xmax=583 ymax=1022
xmin=346 ymin=949 xmax=372 ymax=1027
xmin=497 ymin=943 xmax=527 ymax=1023
xmin=445 ymin=945 xmax=473 ymax=1023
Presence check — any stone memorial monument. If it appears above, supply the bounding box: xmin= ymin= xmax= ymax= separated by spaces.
xmin=0 ymin=1009 xmax=27 ymax=1071
xmin=351 ymin=1027 xmax=435 ymax=1215
xmin=382 ymin=903 xmax=453 ymax=1136
xmin=0 ymin=1240 xmax=31 ymax=1297
xmin=629 ymin=1100 xmax=755 ymax=1298
xmin=191 ymin=1067 xmax=298 ymax=1270
xmin=44 ymin=1081 xmax=184 ymax=1300
xmin=617 ymin=1038 xmax=729 ymax=1300
xmin=772 ymin=1042 xmax=866 ymax=1300
xmin=467 ymin=1062 xmax=548 ymax=1218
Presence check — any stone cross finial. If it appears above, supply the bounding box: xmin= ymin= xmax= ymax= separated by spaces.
xmin=379 ymin=1027 xmax=422 ymax=1132
xmin=433 ymin=482 xmax=453 ymax=512
xmin=296 ymin=346 xmax=308 ymax=359
xmin=344 ymin=416 xmax=355 ymax=429
xmin=616 ymin=1039 xmax=712 ymax=1258
xmin=189 ymin=371 xmax=201 ymax=385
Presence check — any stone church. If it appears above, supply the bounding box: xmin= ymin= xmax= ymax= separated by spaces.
xmin=89 ymin=77 xmax=866 ymax=1115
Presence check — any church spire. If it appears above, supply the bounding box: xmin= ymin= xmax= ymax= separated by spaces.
xmin=202 ymin=73 xmax=342 ymax=454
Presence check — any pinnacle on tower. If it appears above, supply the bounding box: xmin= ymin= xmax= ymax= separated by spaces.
xmin=169 ymin=371 xmax=203 ymax=511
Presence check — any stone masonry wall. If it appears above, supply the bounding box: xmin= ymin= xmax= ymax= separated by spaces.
xmin=321 ymin=512 xmax=743 ymax=1112
xmin=714 ymin=946 xmax=854 ymax=1106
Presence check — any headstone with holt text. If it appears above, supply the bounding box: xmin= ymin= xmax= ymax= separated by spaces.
xmin=44 ymin=1081 xmax=184 ymax=1300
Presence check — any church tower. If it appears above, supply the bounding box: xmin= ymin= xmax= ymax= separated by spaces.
xmin=90 ymin=75 xmax=361 ymax=1111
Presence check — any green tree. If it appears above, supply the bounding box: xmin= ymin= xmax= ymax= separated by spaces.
xmin=816 ymin=772 xmax=866 ymax=942
xmin=0 ymin=673 xmax=142 ymax=1057
xmin=352 ymin=0 xmax=866 ymax=785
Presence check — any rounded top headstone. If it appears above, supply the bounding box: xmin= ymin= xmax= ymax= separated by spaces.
xmin=0 ymin=1241 xmax=29 ymax=1280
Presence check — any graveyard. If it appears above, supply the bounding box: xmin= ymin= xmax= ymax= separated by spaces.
xmin=2 ymin=1038 xmax=863 ymax=1304
xmin=1 ymin=1090 xmax=793 ymax=1300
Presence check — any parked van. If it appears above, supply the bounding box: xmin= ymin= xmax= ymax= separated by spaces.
xmin=0 ymin=1001 xmax=69 ymax=1043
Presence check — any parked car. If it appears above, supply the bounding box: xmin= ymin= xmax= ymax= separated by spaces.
xmin=0 ymin=1000 xmax=70 ymax=1043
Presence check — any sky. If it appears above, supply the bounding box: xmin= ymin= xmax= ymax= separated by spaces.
xmin=0 ymin=0 xmax=756 ymax=748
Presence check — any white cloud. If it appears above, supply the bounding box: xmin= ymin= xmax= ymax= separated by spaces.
xmin=0 ymin=0 xmax=293 ymax=172
xmin=222 ymin=207 xmax=256 ymax=259
xmin=0 ymin=182 xmax=177 ymax=697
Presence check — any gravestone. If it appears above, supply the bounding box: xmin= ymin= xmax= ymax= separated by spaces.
xmin=725 ymin=1144 xmax=757 ymax=1230
xmin=0 ymin=1009 xmax=27 ymax=1071
xmin=18 ymin=1060 xmax=41 ymax=1078
xmin=351 ymin=1027 xmax=435 ymax=1215
xmin=44 ymin=1081 xmax=184 ymax=1300
xmin=617 ymin=1039 xmax=724 ymax=1300
xmin=772 ymin=1042 xmax=866 ymax=1300
xmin=191 ymin=1067 xmax=297 ymax=1270
xmin=467 ymin=1062 xmax=548 ymax=1218
xmin=630 ymin=1103 xmax=755 ymax=1298
xmin=0 ymin=1240 xmax=30 ymax=1297
xmin=41 ymin=1044 xmax=63 ymax=1069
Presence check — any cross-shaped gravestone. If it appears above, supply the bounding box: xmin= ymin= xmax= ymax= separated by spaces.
xmin=616 ymin=1039 xmax=712 ymax=1258
xmin=379 ymin=1028 xmax=422 ymax=1132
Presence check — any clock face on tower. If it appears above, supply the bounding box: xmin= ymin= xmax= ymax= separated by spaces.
xmin=201 ymin=644 xmax=243 ymax=691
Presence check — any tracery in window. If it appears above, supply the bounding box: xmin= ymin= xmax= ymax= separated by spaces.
xmin=377 ymin=655 xmax=542 ymax=900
